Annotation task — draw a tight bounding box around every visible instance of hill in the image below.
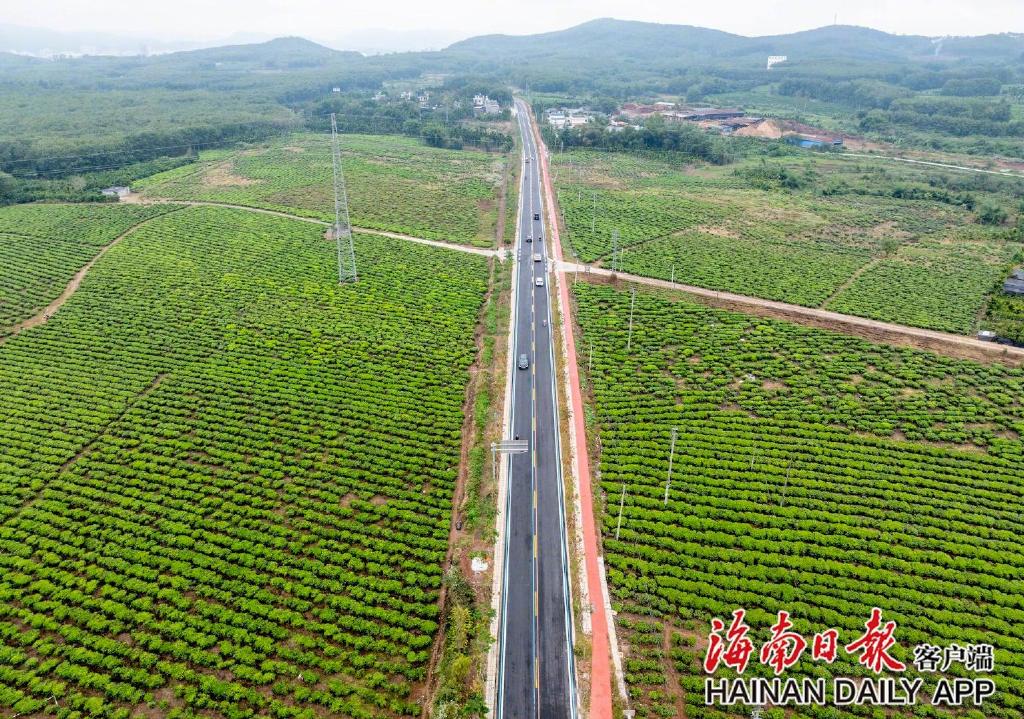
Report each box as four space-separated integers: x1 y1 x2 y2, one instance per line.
446 18 1024 68
446 18 747 63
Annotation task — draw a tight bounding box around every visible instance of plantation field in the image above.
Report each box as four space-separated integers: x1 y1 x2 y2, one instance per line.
0 203 173 334
0 205 490 718
828 236 1018 333
136 133 506 247
573 281 1024 719
987 292 1024 345
553 150 1022 333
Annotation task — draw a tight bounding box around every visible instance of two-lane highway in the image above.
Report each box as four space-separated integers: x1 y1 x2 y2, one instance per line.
496 99 577 719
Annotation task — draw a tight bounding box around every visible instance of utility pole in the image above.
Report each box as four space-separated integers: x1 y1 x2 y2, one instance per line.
611 229 620 273
663 427 677 506
588 339 594 374
780 462 791 507
627 286 636 351
329 113 357 283
671 264 675 287
615 482 627 540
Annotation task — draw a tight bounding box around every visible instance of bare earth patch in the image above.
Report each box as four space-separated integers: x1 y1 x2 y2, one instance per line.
203 166 260 188
696 225 740 239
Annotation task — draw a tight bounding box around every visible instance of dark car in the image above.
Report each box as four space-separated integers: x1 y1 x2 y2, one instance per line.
518 354 529 370
533 213 540 221
525 236 532 242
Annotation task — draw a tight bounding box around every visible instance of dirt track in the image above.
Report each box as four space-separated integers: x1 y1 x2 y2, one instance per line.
560 261 1024 367
1 209 185 345
128 197 501 257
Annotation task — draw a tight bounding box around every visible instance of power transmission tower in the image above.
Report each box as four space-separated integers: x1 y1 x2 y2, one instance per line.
330 113 358 284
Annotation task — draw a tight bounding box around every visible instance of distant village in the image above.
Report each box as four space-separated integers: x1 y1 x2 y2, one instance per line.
359 87 504 116
545 100 844 149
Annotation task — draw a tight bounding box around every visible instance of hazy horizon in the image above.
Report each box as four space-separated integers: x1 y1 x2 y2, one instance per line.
2 0 1023 55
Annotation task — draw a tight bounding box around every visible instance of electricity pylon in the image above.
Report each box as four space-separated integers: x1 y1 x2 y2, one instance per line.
330 113 358 283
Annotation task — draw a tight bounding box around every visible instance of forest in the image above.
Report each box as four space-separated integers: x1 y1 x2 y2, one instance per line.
3 19 1023 205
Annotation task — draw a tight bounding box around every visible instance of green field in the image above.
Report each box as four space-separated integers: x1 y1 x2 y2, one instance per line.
574 281 1024 719
0 206 489 718
0 203 174 334
137 133 507 247
987 291 1024 345
553 150 1023 334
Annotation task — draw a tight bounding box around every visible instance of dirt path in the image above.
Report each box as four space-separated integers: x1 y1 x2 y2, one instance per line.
841 152 1024 179
126 197 502 257
354 227 501 258
1 208 185 344
559 261 1024 366
419 256 500 713
819 255 880 309
494 158 509 249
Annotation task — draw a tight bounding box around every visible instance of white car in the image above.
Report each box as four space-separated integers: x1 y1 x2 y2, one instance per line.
533 253 542 262
535 277 544 287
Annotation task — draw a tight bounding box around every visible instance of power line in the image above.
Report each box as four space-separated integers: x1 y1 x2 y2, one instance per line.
15 145 262 178
2 124 299 167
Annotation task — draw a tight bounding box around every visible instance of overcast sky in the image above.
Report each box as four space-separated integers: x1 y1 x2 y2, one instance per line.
3 0 1022 45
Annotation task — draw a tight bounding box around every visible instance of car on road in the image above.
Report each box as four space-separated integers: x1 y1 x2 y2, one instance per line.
533 213 540 221
535 277 544 287
518 354 529 370
533 253 542 262
525 236 532 243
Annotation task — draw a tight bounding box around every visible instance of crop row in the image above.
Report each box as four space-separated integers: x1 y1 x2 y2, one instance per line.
0 204 171 333
0 206 489 718
573 282 1024 719
552 149 1020 335
828 239 1017 334
137 133 504 247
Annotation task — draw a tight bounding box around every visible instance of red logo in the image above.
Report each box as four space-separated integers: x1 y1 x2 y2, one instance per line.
760 611 807 675
844 607 906 673
705 609 755 674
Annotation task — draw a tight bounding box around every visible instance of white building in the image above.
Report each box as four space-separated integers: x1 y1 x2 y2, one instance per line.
473 94 502 114
546 108 593 129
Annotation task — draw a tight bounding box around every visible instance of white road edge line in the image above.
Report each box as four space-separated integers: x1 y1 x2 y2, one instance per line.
488 111 525 719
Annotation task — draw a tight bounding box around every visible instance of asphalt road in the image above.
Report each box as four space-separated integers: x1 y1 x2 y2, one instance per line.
496 100 576 719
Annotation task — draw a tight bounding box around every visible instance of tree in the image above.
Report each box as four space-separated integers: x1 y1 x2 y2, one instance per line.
0 171 16 203
976 203 1008 226
421 124 447 148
